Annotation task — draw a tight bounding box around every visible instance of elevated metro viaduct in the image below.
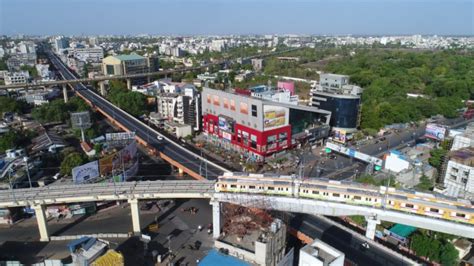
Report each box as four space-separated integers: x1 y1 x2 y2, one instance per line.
0 179 472 242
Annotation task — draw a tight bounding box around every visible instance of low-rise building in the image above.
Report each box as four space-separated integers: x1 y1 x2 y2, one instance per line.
4 71 29 85
299 239 345 266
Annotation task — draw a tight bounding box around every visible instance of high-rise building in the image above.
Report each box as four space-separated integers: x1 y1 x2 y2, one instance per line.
310 73 363 133
54 36 70 52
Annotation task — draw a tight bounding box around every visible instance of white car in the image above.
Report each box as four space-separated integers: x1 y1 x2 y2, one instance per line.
157 135 163 141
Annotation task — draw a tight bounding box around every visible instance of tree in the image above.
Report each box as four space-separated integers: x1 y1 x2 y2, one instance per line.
0 131 22 153
440 243 459 266
428 148 447 169
107 87 148 117
415 175 433 191
60 152 86 176
0 96 27 115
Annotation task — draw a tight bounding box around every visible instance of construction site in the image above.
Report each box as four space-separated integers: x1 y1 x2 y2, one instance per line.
215 197 291 266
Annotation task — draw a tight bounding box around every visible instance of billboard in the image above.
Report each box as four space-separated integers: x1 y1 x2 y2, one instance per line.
425 123 447 141
326 142 383 166
333 130 347 143
218 116 234 132
99 152 120 176
72 160 100 184
106 132 135 142
240 102 248 115
263 106 287 129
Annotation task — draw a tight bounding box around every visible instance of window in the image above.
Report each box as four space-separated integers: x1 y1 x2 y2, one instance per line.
240 102 248 114
279 132 287 141
267 135 277 144
405 203 414 208
251 104 257 117
106 65 115 75
312 191 319 194
267 186 274 190
230 100 236 111
230 184 237 188
249 185 256 189
332 193 340 197
430 208 439 213
353 196 361 200
456 213 466 218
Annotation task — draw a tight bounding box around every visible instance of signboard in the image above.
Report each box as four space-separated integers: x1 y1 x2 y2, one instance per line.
105 132 136 142
425 123 447 141
222 131 232 141
218 116 230 131
72 160 100 184
326 142 383 166
333 130 347 143
263 106 287 129
99 152 119 176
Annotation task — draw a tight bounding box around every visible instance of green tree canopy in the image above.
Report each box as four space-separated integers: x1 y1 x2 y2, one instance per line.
60 152 86 176
0 96 28 115
107 87 149 117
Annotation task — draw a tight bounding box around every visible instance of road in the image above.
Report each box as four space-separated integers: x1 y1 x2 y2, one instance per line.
309 116 474 180
0 199 214 265
48 51 229 179
292 214 413 266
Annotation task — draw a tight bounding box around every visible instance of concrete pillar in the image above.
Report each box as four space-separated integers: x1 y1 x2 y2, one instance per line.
126 79 132 90
210 200 222 239
129 198 141 235
99 81 106 96
62 84 68 103
33 204 49 242
365 216 380 240
178 168 184 176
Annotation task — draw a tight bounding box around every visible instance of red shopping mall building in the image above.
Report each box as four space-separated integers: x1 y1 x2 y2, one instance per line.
201 87 331 161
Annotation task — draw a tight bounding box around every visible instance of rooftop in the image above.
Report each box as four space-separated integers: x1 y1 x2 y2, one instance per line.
112 53 145 61
450 147 474 166
199 249 250 266
301 239 343 264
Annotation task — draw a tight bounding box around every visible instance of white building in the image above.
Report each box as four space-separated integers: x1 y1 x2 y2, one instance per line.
4 71 29 85
451 123 474 151
443 147 474 200
299 239 345 266
384 150 411 173
211 39 227 52
70 47 104 63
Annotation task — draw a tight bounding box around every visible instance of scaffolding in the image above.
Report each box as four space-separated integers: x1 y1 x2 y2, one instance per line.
222 195 274 238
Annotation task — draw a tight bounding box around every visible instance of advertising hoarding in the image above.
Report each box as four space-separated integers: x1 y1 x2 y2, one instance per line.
240 102 248 114
105 132 135 142
424 123 447 141
218 117 230 131
121 141 137 166
72 160 100 184
333 130 347 143
99 152 119 176
326 142 383 166
263 106 287 129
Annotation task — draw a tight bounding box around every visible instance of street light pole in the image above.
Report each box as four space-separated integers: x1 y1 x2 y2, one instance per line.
23 157 32 189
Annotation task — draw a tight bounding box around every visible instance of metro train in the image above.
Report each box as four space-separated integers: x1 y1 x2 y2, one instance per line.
215 173 474 225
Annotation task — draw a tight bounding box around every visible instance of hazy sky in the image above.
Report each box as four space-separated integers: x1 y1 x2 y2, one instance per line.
1 0 473 36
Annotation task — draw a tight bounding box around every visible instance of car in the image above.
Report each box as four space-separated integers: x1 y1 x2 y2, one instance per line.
53 173 61 180
157 135 163 141
361 242 370 249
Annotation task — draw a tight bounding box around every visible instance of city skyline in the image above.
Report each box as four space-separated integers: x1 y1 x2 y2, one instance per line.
1 0 473 36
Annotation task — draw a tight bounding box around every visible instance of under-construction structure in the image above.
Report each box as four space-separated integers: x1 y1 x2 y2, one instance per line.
215 196 288 266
